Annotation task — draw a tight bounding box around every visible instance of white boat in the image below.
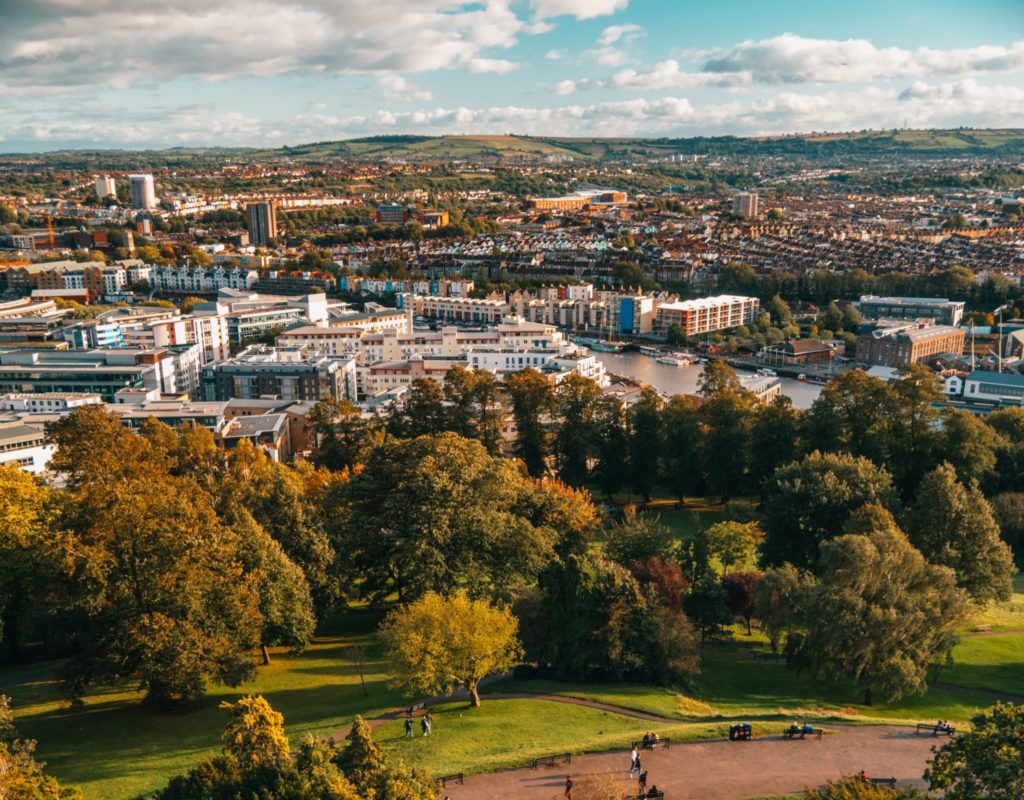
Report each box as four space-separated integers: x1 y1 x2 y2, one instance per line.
657 353 691 366
757 368 778 377
639 345 662 357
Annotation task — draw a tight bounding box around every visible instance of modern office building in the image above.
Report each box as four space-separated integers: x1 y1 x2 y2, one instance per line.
857 295 965 327
246 202 278 247
95 175 117 199
375 204 412 225
654 295 760 336
128 174 156 210
733 192 759 218
202 345 356 403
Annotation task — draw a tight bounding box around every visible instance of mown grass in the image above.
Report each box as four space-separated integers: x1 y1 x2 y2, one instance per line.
939 636 1024 697
6 627 406 800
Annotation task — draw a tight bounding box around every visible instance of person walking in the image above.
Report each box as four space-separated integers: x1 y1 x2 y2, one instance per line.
638 771 648 793
404 716 413 738
564 776 573 798
421 715 430 736
630 746 639 772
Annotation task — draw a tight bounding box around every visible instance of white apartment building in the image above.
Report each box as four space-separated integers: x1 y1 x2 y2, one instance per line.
408 294 511 325
151 266 258 294
95 175 117 199
654 295 760 336
0 417 53 474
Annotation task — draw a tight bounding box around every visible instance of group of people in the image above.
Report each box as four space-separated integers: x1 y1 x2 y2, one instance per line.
640 731 661 749
403 707 432 737
935 719 955 734
786 722 816 736
630 747 660 797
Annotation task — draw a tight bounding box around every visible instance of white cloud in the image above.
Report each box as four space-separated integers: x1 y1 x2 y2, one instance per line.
700 33 1024 84
554 80 578 96
0 0 531 94
588 47 630 67
467 58 520 75
546 49 568 61
598 23 644 46
529 0 630 20
611 60 752 90
375 75 432 102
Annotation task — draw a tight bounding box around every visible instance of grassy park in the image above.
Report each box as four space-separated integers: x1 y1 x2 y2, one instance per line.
4 581 1020 800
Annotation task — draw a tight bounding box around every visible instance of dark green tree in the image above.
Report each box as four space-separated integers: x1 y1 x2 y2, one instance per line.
627 388 664 500
505 368 555 476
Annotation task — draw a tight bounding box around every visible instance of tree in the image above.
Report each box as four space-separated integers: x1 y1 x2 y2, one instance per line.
553 374 603 486
0 695 82 800
747 399 802 493
704 521 763 572
768 294 791 326
699 390 755 498
659 395 702 502
630 557 687 611
592 395 629 499
683 576 732 647
925 702 1024 800
529 553 699 683
698 360 741 397
934 409 1001 489
788 513 966 706
754 564 807 653
47 408 262 705
904 463 1015 603
380 591 522 707
626 388 663 500
603 506 676 567
804 372 898 472
665 321 686 346
989 492 1024 561
0 467 65 661
390 378 448 438
722 571 761 635
762 452 897 568
308 398 379 472
221 696 291 771
335 717 435 800
505 368 555 476
330 433 558 603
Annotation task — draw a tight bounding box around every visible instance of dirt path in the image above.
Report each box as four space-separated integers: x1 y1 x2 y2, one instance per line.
961 629 1024 638
441 725 940 800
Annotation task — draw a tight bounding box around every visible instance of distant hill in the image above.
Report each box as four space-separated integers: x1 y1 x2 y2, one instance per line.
6 130 1024 165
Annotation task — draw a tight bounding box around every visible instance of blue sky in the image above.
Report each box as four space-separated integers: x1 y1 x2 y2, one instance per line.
1 0 1022 151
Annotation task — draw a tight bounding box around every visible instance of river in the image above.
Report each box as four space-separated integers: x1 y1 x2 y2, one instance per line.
595 351 824 409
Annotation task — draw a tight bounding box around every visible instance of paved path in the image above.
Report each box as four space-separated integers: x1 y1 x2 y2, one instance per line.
442 725 939 800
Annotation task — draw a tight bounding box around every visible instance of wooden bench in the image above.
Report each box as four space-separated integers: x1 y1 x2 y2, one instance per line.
869 777 897 788
633 737 671 750
436 773 463 787
531 752 571 769
915 723 955 736
783 728 823 740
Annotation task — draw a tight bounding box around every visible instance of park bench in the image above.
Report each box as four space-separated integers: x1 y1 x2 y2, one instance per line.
633 737 671 750
531 752 571 769
915 723 955 736
782 728 823 741
869 777 897 788
436 773 463 787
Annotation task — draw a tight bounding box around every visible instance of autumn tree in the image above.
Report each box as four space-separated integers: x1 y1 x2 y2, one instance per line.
335 717 435 800
330 433 559 602
722 571 761 635
704 520 764 572
925 702 1024 800
380 591 522 707
48 407 263 705
221 695 290 771
904 463 1015 603
698 359 741 396
309 397 381 472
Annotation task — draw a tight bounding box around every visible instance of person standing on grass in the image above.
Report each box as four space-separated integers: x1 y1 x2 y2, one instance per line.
421 715 429 736
404 716 413 738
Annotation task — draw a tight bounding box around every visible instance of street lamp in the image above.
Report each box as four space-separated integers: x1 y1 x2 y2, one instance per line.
993 304 1012 374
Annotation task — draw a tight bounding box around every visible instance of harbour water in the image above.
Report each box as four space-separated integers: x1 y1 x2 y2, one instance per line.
595 351 824 409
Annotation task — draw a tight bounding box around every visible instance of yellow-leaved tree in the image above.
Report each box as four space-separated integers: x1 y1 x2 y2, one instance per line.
380 591 522 707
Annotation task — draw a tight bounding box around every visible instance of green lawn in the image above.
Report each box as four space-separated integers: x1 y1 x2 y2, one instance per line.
940 636 1024 697
375 698 712 777
7 629 407 800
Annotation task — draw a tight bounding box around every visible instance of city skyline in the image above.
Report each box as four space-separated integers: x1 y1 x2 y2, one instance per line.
1 0 1023 151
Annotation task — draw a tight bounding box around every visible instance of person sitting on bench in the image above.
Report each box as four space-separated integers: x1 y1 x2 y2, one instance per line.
801 723 815 735
646 785 660 798
787 723 801 736
642 732 653 747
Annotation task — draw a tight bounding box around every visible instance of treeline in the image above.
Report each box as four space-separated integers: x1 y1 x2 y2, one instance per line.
716 262 1024 311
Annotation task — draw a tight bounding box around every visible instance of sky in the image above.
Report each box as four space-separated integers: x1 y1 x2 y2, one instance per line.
1 0 1023 151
